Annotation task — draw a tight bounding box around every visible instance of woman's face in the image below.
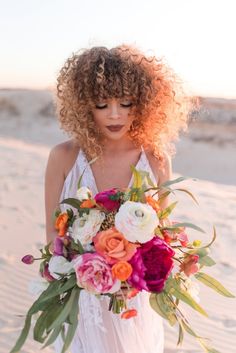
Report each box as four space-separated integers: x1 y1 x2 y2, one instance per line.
91 97 134 141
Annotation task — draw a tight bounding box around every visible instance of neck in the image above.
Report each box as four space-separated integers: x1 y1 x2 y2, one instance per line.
101 135 136 154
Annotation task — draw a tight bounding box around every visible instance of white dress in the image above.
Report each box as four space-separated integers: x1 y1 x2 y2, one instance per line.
54 148 164 353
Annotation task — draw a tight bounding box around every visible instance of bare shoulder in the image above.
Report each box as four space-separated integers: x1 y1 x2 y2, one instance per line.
47 139 80 179
145 149 172 185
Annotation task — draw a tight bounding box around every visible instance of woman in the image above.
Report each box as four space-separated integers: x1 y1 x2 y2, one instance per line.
45 44 193 352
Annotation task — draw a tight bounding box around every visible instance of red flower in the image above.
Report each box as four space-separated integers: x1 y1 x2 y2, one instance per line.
128 236 175 293
95 189 120 211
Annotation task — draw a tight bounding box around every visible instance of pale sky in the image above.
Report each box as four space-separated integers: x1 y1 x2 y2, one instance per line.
0 0 235 98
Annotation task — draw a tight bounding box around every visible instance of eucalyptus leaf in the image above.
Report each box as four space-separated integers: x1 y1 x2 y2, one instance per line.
158 201 178 220
42 325 62 349
60 198 81 209
48 288 77 331
195 272 235 298
198 255 216 267
61 288 80 353
162 222 205 234
10 314 32 353
172 284 208 317
174 188 199 205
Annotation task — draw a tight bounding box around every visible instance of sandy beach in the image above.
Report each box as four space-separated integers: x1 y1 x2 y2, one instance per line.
0 89 235 353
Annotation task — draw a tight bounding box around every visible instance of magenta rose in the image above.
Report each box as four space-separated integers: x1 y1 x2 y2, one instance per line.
128 236 175 293
73 253 120 294
95 188 120 211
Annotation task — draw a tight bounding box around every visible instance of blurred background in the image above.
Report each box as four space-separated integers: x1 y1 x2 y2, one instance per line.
0 1 235 352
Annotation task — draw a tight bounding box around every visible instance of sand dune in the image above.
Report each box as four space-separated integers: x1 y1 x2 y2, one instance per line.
0 89 236 352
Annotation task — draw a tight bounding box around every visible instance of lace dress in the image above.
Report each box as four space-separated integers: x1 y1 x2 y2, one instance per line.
54 148 164 353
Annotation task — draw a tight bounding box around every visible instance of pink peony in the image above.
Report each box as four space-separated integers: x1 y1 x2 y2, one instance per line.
74 253 120 294
95 188 120 211
128 236 175 293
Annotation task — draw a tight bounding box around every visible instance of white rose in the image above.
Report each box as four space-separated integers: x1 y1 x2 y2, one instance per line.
28 277 49 297
48 255 74 279
71 210 105 245
76 186 92 201
115 201 159 243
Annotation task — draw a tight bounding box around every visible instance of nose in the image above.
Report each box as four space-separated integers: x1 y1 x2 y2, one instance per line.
109 102 121 119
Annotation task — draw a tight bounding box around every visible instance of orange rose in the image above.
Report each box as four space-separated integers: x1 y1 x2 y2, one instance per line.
80 199 95 208
54 212 68 237
112 261 133 281
93 227 138 265
121 309 138 319
146 196 161 213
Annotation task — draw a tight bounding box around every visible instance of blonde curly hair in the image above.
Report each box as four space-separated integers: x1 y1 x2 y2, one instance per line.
56 44 196 160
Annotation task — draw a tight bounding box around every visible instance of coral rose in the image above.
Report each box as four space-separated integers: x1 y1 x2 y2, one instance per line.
112 261 133 281
55 213 68 236
93 227 138 265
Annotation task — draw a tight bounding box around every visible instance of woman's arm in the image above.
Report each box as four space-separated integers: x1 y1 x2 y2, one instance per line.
44 144 66 245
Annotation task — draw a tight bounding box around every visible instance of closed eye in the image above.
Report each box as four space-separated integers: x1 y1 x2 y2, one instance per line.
95 104 107 109
120 102 133 108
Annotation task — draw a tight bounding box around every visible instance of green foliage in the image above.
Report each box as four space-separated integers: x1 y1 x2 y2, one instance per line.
195 272 235 298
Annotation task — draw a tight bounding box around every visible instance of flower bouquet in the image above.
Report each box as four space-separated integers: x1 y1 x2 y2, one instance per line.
11 168 234 353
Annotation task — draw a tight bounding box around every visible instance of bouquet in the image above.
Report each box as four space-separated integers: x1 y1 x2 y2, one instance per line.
11 167 234 353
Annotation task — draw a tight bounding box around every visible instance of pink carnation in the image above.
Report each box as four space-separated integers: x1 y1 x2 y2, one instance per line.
74 253 120 294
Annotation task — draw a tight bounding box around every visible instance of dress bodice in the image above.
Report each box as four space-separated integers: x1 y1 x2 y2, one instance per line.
59 147 158 209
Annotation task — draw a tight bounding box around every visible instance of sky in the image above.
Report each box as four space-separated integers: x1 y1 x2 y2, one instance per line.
0 0 235 98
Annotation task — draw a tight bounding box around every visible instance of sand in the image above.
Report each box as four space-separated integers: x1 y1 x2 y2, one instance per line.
0 89 235 352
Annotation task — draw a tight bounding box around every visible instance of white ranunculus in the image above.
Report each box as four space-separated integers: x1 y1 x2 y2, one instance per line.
76 186 92 201
71 210 105 245
28 277 49 297
48 255 74 279
115 201 159 243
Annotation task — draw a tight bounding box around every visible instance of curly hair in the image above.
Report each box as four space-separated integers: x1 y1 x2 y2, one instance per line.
56 44 196 161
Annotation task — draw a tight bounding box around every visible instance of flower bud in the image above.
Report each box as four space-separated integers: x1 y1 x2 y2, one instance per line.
21 254 34 265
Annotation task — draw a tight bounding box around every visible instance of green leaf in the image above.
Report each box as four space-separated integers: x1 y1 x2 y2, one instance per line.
172 284 208 317
149 292 176 326
195 272 235 298
42 325 62 349
160 176 190 189
61 288 80 353
77 156 98 189
130 165 143 189
162 222 205 233
10 314 32 353
33 310 50 343
60 198 81 209
48 287 78 331
177 320 184 346
198 255 216 267
158 201 178 220
174 188 199 205
181 320 221 353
